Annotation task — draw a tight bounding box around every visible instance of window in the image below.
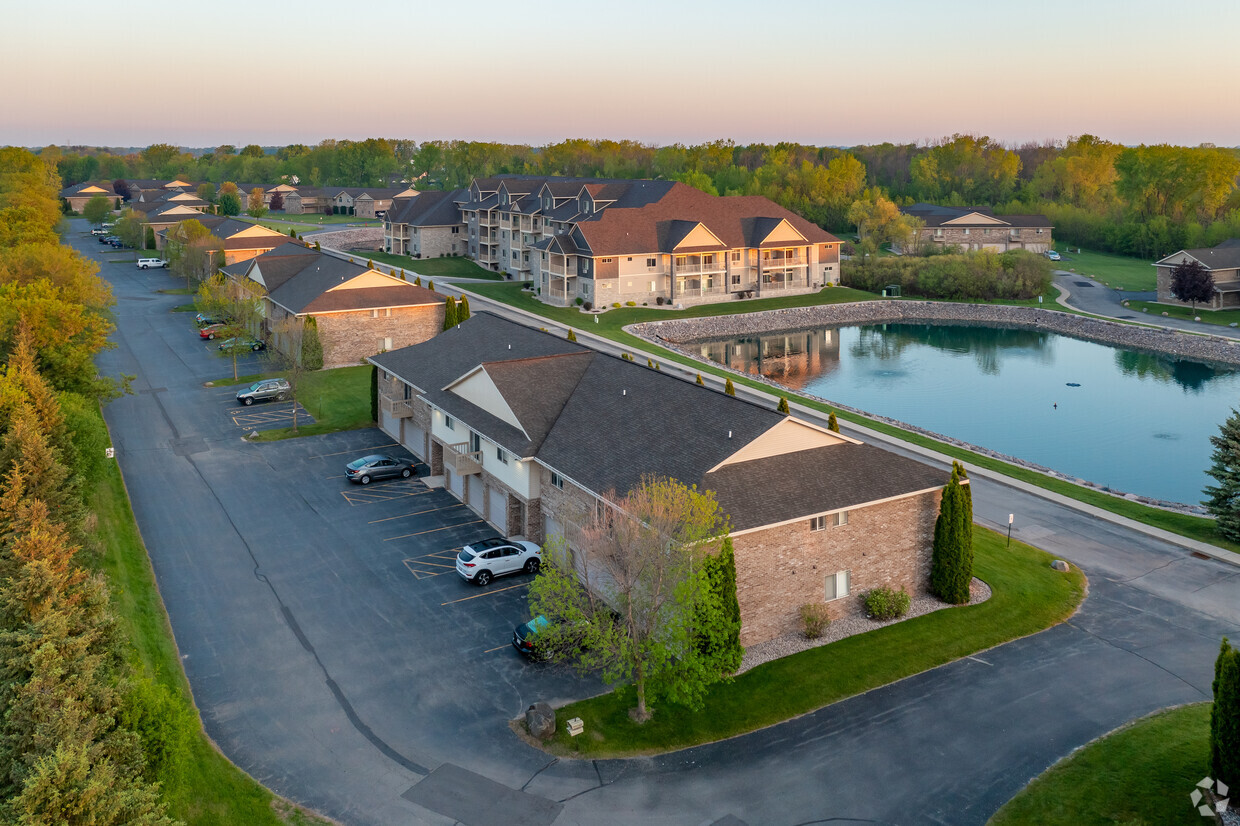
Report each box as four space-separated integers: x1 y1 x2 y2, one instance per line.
934 228 943 237
382 337 392 351
832 510 849 527
963 228 970 235
732 274 741 285
732 251 741 262
627 256 633 262
647 257 657 268
811 515 826 531
451 226 460 234
550 471 564 489
601 257 613 264
469 431 481 452
385 308 392 317
496 446 508 464
812 511 848 531
825 570 851 601
983 228 990 235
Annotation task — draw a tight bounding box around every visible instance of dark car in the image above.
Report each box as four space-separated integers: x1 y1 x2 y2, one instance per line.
512 615 550 658
195 312 226 327
235 378 290 406
344 454 415 485
217 336 265 352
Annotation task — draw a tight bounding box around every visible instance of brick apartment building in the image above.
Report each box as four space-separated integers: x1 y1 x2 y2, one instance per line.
370 313 947 646
899 203 1053 253
1154 240 1240 309
383 175 844 308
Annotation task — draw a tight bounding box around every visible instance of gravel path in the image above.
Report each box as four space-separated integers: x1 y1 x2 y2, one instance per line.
737 578 993 675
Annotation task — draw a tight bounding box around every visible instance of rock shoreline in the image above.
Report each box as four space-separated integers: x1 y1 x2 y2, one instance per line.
626 301 1222 515
629 299 1240 367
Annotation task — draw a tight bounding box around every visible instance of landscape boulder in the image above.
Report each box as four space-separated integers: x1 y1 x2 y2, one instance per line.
1051 560 1070 572
526 702 556 740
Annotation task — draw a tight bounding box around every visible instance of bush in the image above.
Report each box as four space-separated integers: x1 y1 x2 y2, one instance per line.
864 586 911 620
626 300 636 306
656 296 665 305
612 302 621 308
841 250 1051 301
583 300 593 311
575 297 584 306
800 603 831 639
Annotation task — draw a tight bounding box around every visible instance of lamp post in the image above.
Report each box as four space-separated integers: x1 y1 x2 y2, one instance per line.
1007 513 1014 548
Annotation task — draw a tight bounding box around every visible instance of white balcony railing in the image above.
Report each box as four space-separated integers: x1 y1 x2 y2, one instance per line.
673 262 726 275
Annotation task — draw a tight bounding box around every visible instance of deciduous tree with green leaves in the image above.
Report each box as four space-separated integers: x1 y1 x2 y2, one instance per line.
194 274 264 379
165 219 223 290
82 194 111 225
246 187 268 219
528 476 738 721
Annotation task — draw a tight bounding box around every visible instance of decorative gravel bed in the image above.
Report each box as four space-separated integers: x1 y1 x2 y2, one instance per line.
736 577 993 675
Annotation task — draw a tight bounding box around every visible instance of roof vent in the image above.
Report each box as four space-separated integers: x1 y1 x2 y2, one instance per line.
728 430 732 438
623 389 627 396
508 344 511 349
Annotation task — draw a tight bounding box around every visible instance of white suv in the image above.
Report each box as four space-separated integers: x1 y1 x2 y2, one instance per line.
137 258 168 269
456 538 541 586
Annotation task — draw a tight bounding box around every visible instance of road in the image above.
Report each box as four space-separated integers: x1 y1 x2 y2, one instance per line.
83 227 1240 825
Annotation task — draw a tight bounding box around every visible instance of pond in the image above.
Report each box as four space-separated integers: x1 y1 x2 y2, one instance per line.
695 323 1240 506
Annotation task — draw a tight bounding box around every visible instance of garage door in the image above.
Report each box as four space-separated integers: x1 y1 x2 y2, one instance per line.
543 514 562 547
489 487 508 534
379 407 398 440
403 424 426 461
446 468 464 498
466 475 484 515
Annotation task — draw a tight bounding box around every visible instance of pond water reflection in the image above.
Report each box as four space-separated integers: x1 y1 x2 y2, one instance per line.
696 323 1240 504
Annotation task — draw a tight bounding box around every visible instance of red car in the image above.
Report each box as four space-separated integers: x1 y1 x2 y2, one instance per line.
199 323 227 340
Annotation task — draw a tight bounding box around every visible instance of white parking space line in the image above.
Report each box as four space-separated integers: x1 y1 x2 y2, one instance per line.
309 444 399 461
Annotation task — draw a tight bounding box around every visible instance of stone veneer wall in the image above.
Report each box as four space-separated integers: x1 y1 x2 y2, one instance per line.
733 489 940 646
631 300 1240 367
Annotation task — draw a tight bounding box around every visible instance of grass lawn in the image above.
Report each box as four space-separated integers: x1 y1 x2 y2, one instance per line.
157 287 194 295
989 703 1211 826
1128 300 1240 328
464 282 1240 558
540 527 1086 758
248 364 374 441
1054 246 1156 292
92 429 325 824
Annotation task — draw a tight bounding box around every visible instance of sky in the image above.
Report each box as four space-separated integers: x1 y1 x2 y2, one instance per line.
3 0 1238 149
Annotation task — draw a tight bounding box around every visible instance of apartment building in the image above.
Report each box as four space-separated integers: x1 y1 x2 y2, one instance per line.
370 313 947 646
899 203 1053 253
383 175 843 308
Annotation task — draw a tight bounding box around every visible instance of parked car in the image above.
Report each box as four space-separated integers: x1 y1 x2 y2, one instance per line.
97 234 113 244
199 323 227 340
195 313 225 327
100 221 115 228
456 538 541 586
105 236 123 247
136 258 167 269
1045 250 1062 261
235 378 290 406
217 336 265 352
512 615 550 658
90 227 108 236
343 454 415 485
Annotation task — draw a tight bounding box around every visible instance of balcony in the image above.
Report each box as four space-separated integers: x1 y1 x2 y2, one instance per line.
673 261 726 276
380 396 415 418
760 257 807 272
446 442 482 475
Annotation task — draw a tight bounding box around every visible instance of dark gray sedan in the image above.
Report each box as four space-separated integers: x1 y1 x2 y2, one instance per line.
344 454 416 484
236 378 290 406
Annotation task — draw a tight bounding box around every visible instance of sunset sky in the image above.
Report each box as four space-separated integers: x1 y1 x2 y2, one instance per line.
4 0 1238 149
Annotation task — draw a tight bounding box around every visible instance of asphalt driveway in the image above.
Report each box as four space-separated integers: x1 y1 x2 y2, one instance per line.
74 221 1240 825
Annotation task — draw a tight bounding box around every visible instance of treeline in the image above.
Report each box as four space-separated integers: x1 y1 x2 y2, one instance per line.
841 250 1053 301
0 148 184 823
43 134 1240 259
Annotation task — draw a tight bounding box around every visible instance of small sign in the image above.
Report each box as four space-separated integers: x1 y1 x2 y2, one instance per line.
566 717 584 737
105 447 115 459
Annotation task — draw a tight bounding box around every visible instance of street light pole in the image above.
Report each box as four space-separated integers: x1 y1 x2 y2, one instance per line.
1007 513 1014 548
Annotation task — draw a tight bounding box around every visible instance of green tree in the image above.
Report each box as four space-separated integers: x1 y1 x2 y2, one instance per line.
724 378 735 396
777 397 789 414
194 275 263 379
442 295 459 330
1204 409 1240 541
457 294 470 322
245 187 267 219
164 219 223 290
81 195 111 226
696 373 704 386
827 411 839 432
112 208 146 252
300 316 323 371
195 183 216 204
1211 637 1240 790
696 536 742 675
528 476 735 721
369 364 378 422
566 328 577 342
216 192 241 216
930 466 973 604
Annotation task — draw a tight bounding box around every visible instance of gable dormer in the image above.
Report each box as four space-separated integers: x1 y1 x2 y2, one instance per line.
579 192 592 216
942 212 1009 226
442 366 528 437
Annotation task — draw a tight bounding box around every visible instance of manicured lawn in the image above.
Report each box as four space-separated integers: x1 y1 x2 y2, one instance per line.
989 703 1211 826
1054 246 1156 292
1128 300 1240 328
464 282 1240 559
246 213 379 228
92 425 325 824
249 364 373 441
157 287 194 295
540 527 1086 758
